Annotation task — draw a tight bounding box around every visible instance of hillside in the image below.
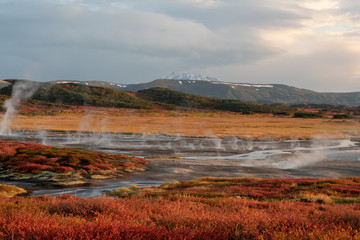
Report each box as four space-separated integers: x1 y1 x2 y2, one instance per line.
0 81 293 114
0 82 152 109
137 87 292 114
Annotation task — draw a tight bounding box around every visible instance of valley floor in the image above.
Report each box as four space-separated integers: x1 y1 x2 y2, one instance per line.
6 110 360 140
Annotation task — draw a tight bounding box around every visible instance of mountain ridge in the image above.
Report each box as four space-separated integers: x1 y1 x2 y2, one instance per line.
122 79 360 106
4 78 360 106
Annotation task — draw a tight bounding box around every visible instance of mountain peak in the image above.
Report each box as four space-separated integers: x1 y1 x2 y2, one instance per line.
163 72 221 82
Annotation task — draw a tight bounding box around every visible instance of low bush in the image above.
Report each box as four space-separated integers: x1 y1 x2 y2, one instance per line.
293 112 323 118
333 114 352 119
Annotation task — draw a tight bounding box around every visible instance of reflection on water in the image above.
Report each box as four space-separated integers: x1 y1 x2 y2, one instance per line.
30 179 164 197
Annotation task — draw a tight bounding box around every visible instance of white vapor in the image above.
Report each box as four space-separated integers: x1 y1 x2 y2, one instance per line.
0 81 40 135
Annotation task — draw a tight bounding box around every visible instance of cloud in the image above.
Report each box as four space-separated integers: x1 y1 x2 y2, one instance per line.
0 0 359 91
203 43 360 92
0 0 278 80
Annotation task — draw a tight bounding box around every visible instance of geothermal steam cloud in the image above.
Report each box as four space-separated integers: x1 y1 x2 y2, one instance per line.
0 80 40 135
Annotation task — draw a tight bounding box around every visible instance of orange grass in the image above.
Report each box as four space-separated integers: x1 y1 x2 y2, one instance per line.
0 184 26 197
5 109 360 140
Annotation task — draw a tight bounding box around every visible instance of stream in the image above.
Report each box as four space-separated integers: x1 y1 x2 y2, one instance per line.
1 131 359 197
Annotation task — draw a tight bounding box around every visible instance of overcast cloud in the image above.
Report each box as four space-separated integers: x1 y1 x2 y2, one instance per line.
0 0 359 92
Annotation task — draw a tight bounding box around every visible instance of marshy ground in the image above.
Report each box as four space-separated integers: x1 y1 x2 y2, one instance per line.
8 110 360 139
1 110 360 239
0 130 359 197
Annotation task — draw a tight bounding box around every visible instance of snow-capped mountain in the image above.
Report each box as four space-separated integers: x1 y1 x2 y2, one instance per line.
163 72 221 82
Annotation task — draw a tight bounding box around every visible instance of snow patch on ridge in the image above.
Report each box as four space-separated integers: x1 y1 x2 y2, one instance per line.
212 82 274 88
164 72 221 81
53 80 128 88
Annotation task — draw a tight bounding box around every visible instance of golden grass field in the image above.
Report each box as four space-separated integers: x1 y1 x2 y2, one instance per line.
6 109 360 140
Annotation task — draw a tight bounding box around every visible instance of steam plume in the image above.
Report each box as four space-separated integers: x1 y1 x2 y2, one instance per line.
0 80 40 135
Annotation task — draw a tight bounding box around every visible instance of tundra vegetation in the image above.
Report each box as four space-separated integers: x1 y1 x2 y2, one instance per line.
1 177 360 239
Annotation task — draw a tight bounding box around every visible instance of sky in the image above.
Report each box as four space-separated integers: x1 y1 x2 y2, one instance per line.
1 0 360 92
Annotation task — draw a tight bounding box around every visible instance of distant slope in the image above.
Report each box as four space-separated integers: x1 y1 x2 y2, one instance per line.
0 82 152 109
34 83 153 109
123 79 360 106
137 87 292 114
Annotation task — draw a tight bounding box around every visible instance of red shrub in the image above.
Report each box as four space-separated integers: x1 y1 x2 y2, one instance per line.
82 165 101 174
94 163 114 170
51 166 74 174
228 184 288 199
331 185 360 195
17 163 51 173
121 162 134 168
75 169 87 175
82 165 100 170
1 194 360 239
0 145 16 157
